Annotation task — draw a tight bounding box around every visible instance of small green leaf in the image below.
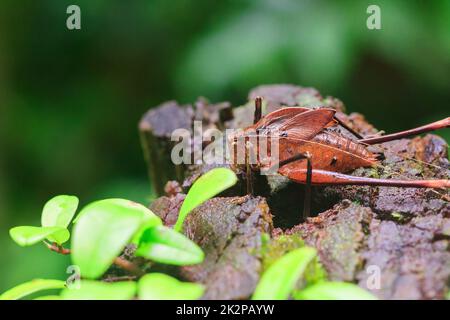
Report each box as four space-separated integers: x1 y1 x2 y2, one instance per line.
9 226 69 247
0 279 65 300
174 168 238 232
47 227 71 245
41 195 79 228
294 282 378 300
71 199 160 279
61 280 136 300
252 247 317 300
135 225 204 266
138 273 204 300
131 208 164 245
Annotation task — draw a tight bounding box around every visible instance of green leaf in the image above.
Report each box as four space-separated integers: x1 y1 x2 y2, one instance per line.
131 208 164 245
135 225 204 266
294 282 378 300
252 247 317 300
34 295 61 300
174 168 237 232
138 273 204 300
61 280 136 300
41 195 78 244
71 199 160 279
0 279 65 300
9 226 69 247
46 227 71 245
41 195 79 228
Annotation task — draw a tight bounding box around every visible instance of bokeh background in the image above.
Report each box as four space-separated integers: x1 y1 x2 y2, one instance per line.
0 0 449 291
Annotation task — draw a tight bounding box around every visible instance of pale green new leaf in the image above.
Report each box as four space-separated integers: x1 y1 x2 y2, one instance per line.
135 225 204 266
294 282 378 300
61 280 136 300
138 273 204 300
0 279 65 300
174 168 237 232
9 226 69 247
41 195 79 228
252 247 317 300
71 199 159 279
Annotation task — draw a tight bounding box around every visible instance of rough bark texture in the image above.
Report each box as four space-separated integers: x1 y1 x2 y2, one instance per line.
139 98 232 195
139 101 193 195
181 196 272 300
141 84 449 300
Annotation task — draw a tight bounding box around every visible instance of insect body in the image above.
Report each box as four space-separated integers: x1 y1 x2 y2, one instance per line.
229 99 449 218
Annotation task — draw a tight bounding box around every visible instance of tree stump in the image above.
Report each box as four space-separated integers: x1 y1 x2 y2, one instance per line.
140 84 450 299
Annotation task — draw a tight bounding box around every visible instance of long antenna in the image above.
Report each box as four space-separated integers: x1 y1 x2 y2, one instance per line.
359 117 450 145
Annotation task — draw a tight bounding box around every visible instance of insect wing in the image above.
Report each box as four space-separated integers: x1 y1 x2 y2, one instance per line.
255 107 310 132
279 108 336 140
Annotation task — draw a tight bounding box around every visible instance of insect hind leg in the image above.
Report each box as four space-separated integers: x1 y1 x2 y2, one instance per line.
303 152 312 221
279 167 450 189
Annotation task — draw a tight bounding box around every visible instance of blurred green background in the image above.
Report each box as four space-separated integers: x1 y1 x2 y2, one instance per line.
0 0 449 291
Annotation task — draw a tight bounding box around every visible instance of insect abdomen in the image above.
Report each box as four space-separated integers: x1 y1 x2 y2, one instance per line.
313 132 371 159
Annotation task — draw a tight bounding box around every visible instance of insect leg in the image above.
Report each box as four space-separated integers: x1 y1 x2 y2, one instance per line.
275 153 309 169
280 168 450 189
359 117 450 145
303 152 312 221
245 140 254 195
269 152 313 221
253 97 263 124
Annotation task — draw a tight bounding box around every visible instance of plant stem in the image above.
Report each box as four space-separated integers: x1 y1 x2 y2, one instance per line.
44 242 144 277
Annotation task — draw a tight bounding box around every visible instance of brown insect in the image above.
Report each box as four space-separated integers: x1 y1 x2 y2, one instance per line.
230 97 450 219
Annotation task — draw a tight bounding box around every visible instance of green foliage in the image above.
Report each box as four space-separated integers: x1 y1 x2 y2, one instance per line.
135 225 204 266
61 280 137 300
41 195 79 243
9 226 69 247
41 195 79 229
138 273 204 300
174 168 238 232
60 274 203 300
71 199 159 279
6 194 206 300
254 242 377 300
0 279 65 300
34 295 61 300
294 282 377 300
2 186 225 299
9 195 79 246
131 211 164 245
252 247 317 300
